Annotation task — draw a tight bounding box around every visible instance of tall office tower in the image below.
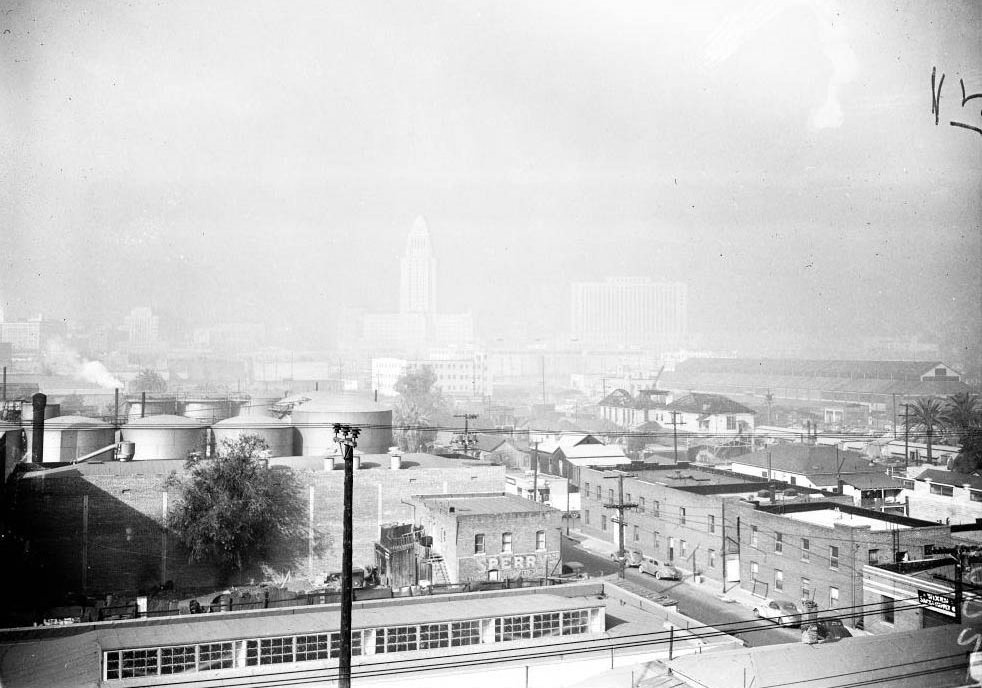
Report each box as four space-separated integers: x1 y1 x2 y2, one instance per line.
123 306 160 349
571 277 687 350
399 216 437 314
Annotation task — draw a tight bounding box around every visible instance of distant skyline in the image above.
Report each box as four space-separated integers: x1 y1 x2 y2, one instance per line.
1 1 979 362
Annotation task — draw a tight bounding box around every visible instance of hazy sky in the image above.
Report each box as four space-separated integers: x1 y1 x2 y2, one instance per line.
1 1 980 353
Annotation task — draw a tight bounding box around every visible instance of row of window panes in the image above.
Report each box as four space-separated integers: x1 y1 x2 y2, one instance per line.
105 611 593 680
474 531 545 554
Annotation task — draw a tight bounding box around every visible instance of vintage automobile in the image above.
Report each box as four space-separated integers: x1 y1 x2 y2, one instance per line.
638 555 683 580
609 549 644 567
753 598 803 626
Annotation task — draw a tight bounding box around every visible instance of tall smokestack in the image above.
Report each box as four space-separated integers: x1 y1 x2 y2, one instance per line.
31 392 46 464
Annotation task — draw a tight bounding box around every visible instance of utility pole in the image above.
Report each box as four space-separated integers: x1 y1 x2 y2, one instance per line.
531 440 540 502
453 413 478 456
670 411 680 465
902 403 910 472
768 450 774 505
720 501 727 593
603 471 638 578
334 424 360 688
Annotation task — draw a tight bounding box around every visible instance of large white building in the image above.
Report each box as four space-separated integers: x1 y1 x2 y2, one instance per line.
570 277 686 350
373 351 492 398
399 216 438 314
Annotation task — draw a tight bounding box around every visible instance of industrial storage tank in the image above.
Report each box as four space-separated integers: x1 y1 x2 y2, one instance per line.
238 395 282 417
41 416 116 464
289 393 392 455
126 395 178 420
211 414 295 457
122 415 208 461
0 420 25 479
181 397 235 423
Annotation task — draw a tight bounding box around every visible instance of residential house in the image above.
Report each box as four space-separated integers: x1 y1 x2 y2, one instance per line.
902 469 982 524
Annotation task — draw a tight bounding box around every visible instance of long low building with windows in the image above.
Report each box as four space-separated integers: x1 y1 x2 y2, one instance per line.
0 581 740 688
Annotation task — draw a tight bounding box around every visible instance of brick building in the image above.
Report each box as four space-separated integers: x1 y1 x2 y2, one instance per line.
6 453 505 597
411 493 562 584
576 463 975 625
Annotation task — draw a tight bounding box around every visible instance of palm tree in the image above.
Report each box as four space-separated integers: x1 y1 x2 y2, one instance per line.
943 392 980 443
907 397 945 465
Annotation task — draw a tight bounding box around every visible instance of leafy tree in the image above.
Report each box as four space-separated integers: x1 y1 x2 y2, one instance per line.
906 397 945 465
130 368 167 393
393 365 448 452
943 393 980 443
165 435 307 583
952 426 982 474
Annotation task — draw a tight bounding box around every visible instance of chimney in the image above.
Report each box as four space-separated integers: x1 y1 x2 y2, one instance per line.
31 392 46 464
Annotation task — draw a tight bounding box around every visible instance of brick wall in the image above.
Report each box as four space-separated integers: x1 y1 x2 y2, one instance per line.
9 462 505 597
453 511 562 583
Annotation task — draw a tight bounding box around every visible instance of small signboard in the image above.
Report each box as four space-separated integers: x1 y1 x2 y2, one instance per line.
918 589 956 617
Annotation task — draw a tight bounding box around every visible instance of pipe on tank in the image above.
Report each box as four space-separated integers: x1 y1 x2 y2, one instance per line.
31 392 46 464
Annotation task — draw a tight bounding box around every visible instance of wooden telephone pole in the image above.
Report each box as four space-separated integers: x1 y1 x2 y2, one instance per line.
334 424 360 688
603 471 638 577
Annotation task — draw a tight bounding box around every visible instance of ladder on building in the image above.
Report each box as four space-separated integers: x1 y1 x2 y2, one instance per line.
424 554 451 585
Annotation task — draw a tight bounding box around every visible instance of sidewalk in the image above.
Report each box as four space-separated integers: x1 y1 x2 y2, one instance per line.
568 529 770 616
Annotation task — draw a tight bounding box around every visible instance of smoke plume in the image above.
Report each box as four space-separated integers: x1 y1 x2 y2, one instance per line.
45 340 124 389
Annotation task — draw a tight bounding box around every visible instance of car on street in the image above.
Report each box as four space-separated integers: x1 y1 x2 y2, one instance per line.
753 598 803 626
802 618 851 643
638 555 683 580
610 549 644 567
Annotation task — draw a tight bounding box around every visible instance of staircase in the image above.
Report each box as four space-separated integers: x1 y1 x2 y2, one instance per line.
388 531 419 553
423 554 451 585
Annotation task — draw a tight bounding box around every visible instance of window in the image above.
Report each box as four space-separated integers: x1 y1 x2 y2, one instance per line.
595 486 601 500
532 612 561 638
790 476 797 486
653 500 660 517
774 569 784 592
495 615 532 642
801 578 811 600
626 492 632 504
751 561 759 581
608 488 615 503
601 515 607 531
639 496 646 512
199 643 234 671
750 526 759 548
380 625 418 653
474 534 485 554
536 530 546 550
419 623 450 649
502 532 513 553
296 634 330 661
830 545 839 570
708 514 715 533
881 595 895 623
451 620 482 646
584 481 590 495
584 510 590 525
257 637 294 665
562 609 591 635
726 415 736 430
829 586 839 608
868 548 880 565
930 483 954 497
160 646 196 675
653 531 660 551
633 525 640 542
775 532 783 554
680 539 688 557
801 538 810 562
708 549 716 568
679 507 686 526
900 479 915 490
972 491 982 503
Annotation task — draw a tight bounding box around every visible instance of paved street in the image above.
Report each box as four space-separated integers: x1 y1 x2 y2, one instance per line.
561 535 801 647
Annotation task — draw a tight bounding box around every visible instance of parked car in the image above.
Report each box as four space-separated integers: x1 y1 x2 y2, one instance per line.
753 598 802 626
803 618 851 643
638 555 683 580
610 549 644 567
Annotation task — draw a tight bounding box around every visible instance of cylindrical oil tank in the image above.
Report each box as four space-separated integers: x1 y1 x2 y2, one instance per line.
238 395 283 417
289 393 392 455
41 416 116 464
0 420 25 479
211 414 295 457
182 397 235 424
126 396 178 420
122 414 208 461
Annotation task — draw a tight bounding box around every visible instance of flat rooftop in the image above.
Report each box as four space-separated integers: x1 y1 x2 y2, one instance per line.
782 508 912 531
415 492 556 516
